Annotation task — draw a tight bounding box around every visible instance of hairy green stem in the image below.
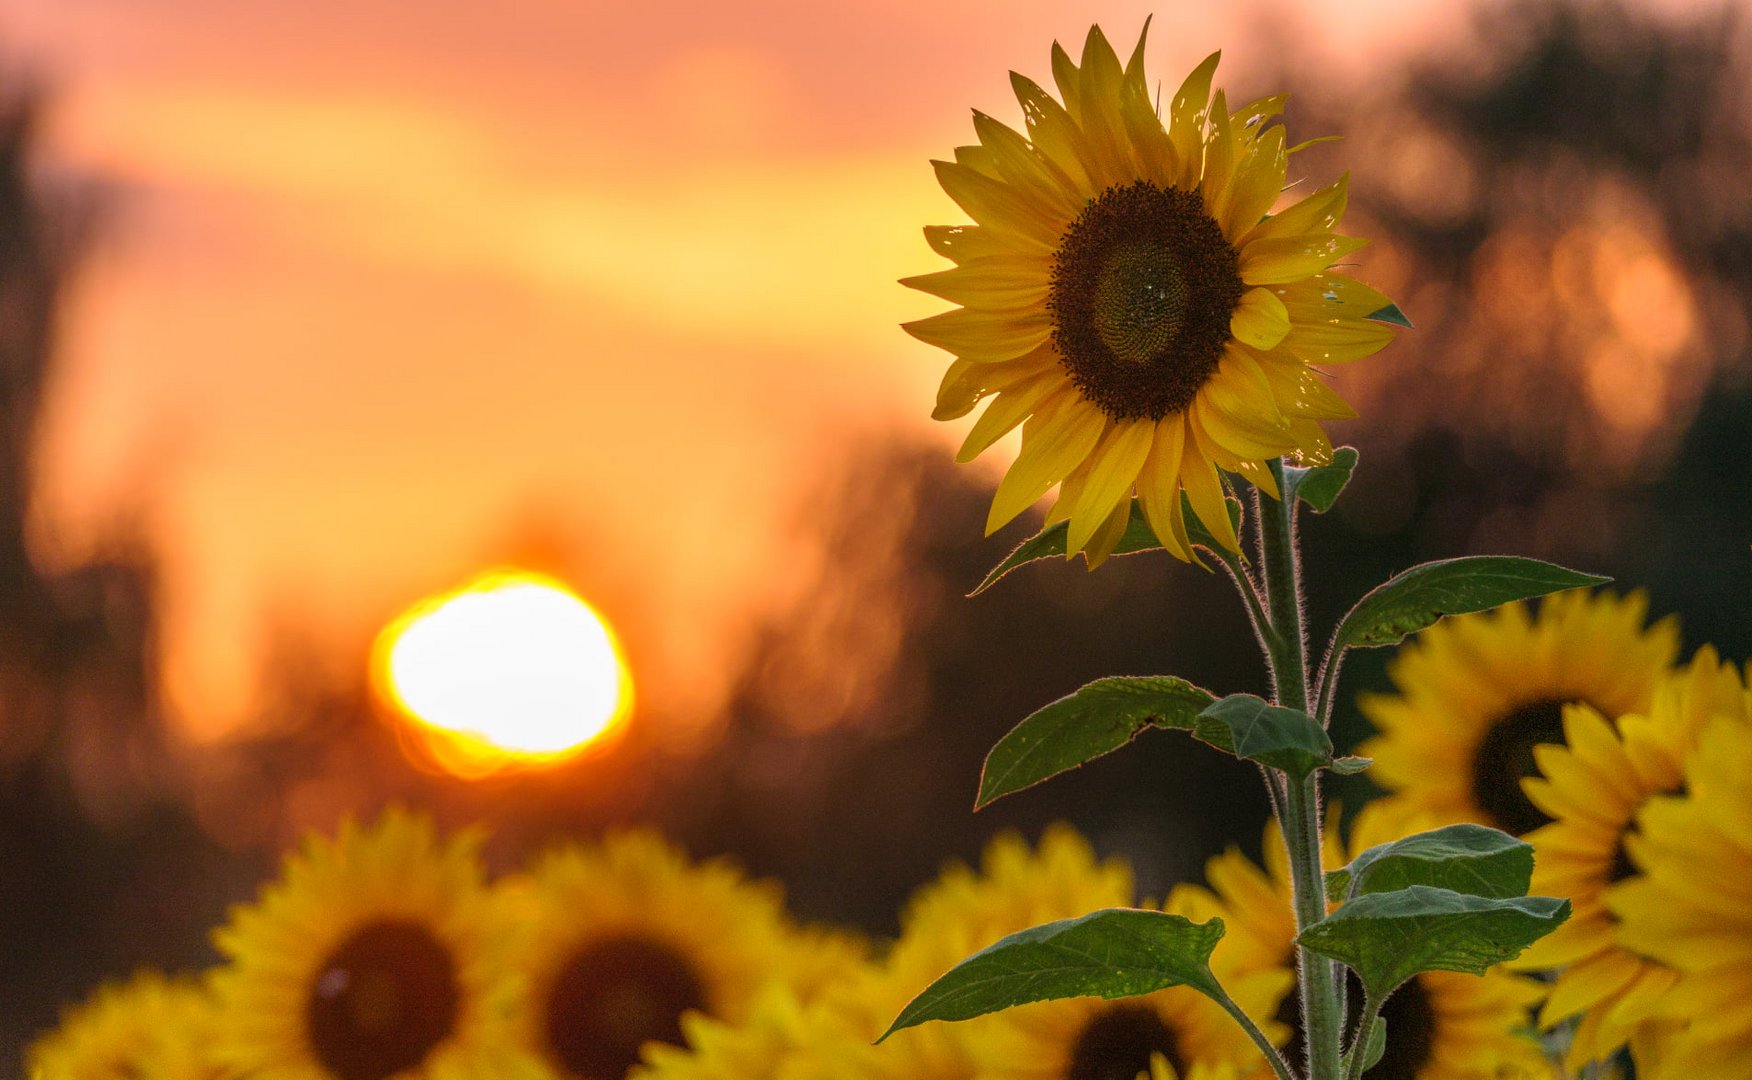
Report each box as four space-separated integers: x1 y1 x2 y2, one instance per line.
1259 458 1341 1080
1342 995 1382 1080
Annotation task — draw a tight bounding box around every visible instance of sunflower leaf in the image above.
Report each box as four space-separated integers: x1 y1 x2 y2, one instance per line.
1296 886 1570 1000
1331 557 1610 651
1325 825 1534 907
969 497 1242 596
1193 694 1332 777
977 676 1215 808
1365 302 1414 328
878 908 1225 1041
1281 446 1358 514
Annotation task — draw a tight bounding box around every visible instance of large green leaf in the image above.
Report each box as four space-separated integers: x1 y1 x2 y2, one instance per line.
1193 694 1332 777
969 497 1241 596
1297 886 1569 999
977 677 1215 808
1331 558 1610 651
1324 824 1534 906
1282 447 1358 514
880 909 1225 1040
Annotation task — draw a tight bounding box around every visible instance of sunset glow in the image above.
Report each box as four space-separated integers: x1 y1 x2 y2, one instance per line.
372 570 633 775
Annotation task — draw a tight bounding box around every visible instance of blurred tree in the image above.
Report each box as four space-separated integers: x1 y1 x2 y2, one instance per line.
0 87 242 1065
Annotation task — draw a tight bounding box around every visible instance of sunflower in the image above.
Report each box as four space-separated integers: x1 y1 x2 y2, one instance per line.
26 969 225 1080
903 24 1399 565
498 831 823 1080
784 826 1136 1080
628 985 816 1080
1605 671 1752 1079
1358 590 1679 837
1510 648 1747 1071
210 807 535 1080
1172 802 1547 1080
935 833 1289 1080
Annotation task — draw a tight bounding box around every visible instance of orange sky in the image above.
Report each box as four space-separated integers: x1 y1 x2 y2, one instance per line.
0 0 1468 739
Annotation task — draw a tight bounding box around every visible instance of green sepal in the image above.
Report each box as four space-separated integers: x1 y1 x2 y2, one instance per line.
1327 755 1373 776
1365 302 1413 328
976 676 1215 809
1193 694 1333 777
1281 446 1358 514
1331 557 1610 651
970 497 1242 596
1296 886 1570 1000
1324 824 1535 907
879 909 1225 1041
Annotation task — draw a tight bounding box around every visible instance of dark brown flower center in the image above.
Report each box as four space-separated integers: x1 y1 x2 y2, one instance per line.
1048 181 1244 421
1470 698 1594 836
1064 1002 1187 1080
544 934 708 1080
306 919 460 1080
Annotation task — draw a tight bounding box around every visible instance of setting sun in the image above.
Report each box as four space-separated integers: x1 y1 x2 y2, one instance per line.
371 569 633 775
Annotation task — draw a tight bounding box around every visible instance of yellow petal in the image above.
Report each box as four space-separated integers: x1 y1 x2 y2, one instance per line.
1137 416 1195 563
1255 354 1357 419
1181 427 1240 553
1230 286 1292 350
986 398 1105 533
1239 233 1370 285
1081 497 1133 569
1169 52 1221 190
900 254 1053 311
1008 72 1094 191
923 224 1008 264
1067 419 1154 554
1245 174 1348 245
901 306 1050 362
1222 123 1287 243
972 111 1082 207
1201 89 1236 220
931 160 1061 249
1279 318 1398 364
956 374 1063 460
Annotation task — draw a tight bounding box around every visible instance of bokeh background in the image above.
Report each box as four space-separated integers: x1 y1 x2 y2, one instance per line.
1 0 1749 1063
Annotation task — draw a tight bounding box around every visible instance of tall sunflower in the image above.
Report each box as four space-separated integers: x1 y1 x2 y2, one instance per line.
1513 648 1748 1072
1174 802 1548 1080
210 808 535 1080
1358 590 1679 837
26 970 225 1080
904 24 1400 565
497 831 824 1080
1607 673 1752 1079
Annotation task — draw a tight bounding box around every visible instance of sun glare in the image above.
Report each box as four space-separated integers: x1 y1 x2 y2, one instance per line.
372 570 633 776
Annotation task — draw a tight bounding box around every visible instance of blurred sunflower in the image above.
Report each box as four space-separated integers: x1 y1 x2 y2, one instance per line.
1358 590 1679 837
1608 682 1752 1078
930 832 1288 1080
1174 802 1546 1080
904 24 1400 565
26 970 224 1080
1514 649 1747 1072
629 985 815 1080
211 808 534 1080
498 831 822 1080
788 826 1134 1080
